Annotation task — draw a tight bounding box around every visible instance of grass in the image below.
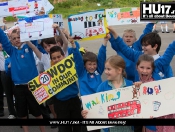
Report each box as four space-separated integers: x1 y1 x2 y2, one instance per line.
5 0 173 22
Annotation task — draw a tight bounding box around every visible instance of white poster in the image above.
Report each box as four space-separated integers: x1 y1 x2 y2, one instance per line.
0 0 53 17
81 77 175 131
49 14 64 28
106 7 145 26
68 9 108 41
18 15 54 42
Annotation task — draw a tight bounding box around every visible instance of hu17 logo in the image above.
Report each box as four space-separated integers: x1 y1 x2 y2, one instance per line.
140 2 175 20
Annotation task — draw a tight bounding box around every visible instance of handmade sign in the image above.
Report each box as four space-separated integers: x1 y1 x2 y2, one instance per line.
81 77 175 131
49 14 64 28
28 54 78 104
0 0 53 17
106 7 146 26
18 15 54 42
68 9 108 41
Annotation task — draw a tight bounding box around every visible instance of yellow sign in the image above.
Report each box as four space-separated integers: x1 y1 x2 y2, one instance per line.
28 54 78 104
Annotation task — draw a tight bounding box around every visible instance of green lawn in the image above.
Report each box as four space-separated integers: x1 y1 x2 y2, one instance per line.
5 0 172 22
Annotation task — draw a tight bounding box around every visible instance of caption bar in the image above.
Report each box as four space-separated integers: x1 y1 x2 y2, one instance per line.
0 119 175 126
140 2 175 20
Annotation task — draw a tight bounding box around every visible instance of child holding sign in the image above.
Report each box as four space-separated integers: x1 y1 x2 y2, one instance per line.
135 54 175 132
69 34 108 97
0 28 45 132
49 46 82 132
81 55 133 132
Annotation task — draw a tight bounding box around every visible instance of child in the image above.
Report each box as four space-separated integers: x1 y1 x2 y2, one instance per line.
0 28 45 132
109 23 154 81
136 54 175 132
49 46 82 132
82 55 133 132
70 34 108 96
108 27 174 82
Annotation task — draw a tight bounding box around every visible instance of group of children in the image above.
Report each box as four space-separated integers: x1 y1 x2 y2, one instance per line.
0 17 175 132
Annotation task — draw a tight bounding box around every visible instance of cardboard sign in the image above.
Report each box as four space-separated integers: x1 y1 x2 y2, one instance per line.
106 7 146 26
81 77 175 131
28 54 78 104
49 14 64 28
18 15 54 42
68 9 108 41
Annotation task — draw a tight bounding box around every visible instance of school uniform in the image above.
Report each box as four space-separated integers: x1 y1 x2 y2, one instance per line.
0 28 41 118
97 78 133 132
111 36 175 82
109 23 154 82
72 44 106 96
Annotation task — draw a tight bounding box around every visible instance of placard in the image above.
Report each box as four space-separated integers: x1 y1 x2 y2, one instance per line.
106 7 145 26
18 15 54 42
28 54 78 104
68 9 108 41
81 77 175 131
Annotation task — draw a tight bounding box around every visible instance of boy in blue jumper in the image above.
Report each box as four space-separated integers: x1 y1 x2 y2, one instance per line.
108 27 174 82
109 23 154 81
49 46 82 132
0 28 45 132
70 35 108 96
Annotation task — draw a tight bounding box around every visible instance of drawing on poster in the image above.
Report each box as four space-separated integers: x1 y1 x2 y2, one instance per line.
142 85 161 95
106 7 145 26
18 15 53 42
0 0 54 17
132 86 140 99
68 10 108 41
164 91 174 100
153 101 161 111
107 100 141 118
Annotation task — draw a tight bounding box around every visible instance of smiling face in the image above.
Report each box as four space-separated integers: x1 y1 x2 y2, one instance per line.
137 61 153 82
123 31 136 46
142 43 158 55
85 61 97 73
51 51 65 65
104 62 122 81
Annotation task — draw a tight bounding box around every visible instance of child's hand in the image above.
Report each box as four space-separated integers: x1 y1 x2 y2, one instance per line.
81 110 88 119
133 81 142 88
104 33 111 41
52 24 60 30
62 28 70 37
69 37 76 48
103 33 110 46
107 26 118 39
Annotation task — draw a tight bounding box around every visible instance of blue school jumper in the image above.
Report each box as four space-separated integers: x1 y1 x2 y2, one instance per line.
96 78 133 92
0 29 38 84
112 36 175 82
109 23 154 81
72 45 106 96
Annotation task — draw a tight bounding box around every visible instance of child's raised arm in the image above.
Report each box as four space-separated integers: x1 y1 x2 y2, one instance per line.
70 38 84 77
107 26 142 62
0 29 13 55
25 41 42 60
96 34 109 75
52 24 68 55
